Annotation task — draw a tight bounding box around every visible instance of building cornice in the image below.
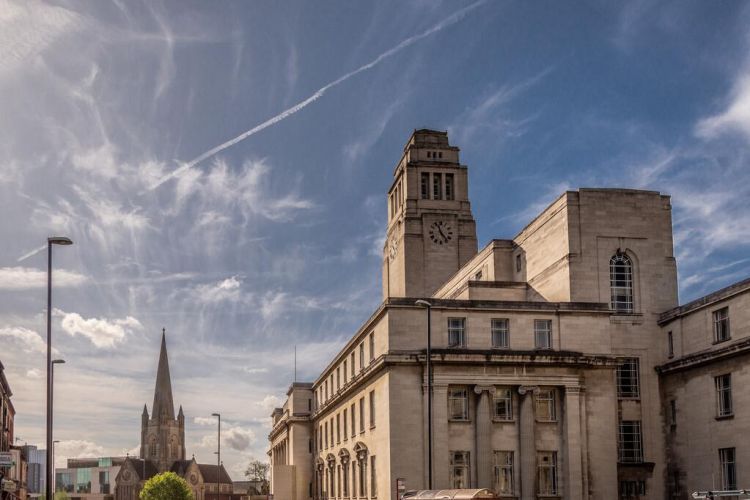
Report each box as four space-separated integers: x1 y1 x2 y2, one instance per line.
659 275 750 325
656 337 750 375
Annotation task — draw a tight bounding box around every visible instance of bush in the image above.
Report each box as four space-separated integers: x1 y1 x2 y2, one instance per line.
139 472 194 500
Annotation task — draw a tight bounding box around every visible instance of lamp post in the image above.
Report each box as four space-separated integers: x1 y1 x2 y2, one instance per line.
211 413 221 500
415 299 433 490
46 236 73 500
50 360 64 497
52 439 60 495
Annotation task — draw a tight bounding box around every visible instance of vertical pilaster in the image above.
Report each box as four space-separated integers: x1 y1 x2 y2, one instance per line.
518 386 538 500
432 385 450 489
564 386 584 500
474 385 495 489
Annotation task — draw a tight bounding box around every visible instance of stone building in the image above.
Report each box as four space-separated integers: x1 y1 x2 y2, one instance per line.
268 129 748 499
114 330 239 500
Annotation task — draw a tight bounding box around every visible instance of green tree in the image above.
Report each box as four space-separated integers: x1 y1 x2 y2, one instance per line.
245 459 270 494
139 472 194 500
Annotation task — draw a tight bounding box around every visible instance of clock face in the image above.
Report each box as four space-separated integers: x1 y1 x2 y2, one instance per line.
123 471 131 481
190 473 198 485
429 221 453 245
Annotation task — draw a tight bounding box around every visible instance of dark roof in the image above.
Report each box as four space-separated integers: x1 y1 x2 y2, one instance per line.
129 458 159 481
170 459 193 476
197 463 232 484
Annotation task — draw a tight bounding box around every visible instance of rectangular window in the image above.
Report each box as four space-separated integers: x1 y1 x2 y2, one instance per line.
336 367 340 391
617 358 640 399
370 455 377 497
359 397 365 433
369 333 375 363
369 390 376 428
667 331 674 358
715 374 733 417
619 480 646 498
534 320 552 349
445 173 454 200
351 352 355 377
324 421 328 450
493 388 513 421
343 360 348 383
618 421 643 463
493 451 513 495
448 317 466 348
319 425 323 450
449 387 469 421
336 413 340 443
713 307 730 342
450 451 470 489
421 173 429 199
343 408 348 440
433 173 442 200
359 343 365 371
325 380 328 401
491 319 509 349
535 389 556 421
330 418 334 448
351 404 356 438
537 452 558 496
719 448 737 490
516 254 522 272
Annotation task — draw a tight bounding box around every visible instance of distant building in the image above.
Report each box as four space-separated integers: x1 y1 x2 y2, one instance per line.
1 360 27 500
113 330 244 500
55 456 123 498
22 444 45 495
268 129 750 500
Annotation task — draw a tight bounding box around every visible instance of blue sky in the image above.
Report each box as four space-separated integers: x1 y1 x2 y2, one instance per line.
1 0 749 479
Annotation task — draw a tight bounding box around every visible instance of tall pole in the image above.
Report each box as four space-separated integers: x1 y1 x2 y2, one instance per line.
50 359 64 497
45 236 72 500
415 300 433 490
52 440 60 495
212 413 221 500
46 242 52 500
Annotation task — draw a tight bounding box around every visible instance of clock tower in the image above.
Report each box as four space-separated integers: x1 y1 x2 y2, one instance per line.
383 129 478 299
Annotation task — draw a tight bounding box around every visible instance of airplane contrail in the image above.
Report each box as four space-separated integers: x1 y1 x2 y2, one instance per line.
17 244 48 263
146 0 487 192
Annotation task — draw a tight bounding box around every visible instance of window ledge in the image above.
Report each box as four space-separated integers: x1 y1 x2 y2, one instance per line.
492 418 515 423
618 396 641 401
370 425 376 430
448 418 472 424
715 414 734 421
535 419 558 424
712 338 732 345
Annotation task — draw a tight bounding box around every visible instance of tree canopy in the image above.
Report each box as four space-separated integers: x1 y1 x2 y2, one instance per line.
139 471 194 500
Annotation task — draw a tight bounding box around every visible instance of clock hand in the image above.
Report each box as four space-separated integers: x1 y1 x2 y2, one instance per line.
437 225 447 240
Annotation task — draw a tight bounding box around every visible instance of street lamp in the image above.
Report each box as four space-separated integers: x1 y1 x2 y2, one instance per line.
415 299 433 490
52 439 60 494
46 236 73 500
211 413 221 500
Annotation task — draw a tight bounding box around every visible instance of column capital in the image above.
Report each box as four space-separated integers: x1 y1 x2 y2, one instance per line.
474 385 496 395
517 385 539 396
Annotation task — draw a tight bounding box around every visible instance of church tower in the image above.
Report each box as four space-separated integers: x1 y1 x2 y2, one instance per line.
140 329 186 471
383 129 478 298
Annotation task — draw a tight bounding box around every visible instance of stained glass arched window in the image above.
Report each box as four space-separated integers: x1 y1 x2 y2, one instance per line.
610 252 634 313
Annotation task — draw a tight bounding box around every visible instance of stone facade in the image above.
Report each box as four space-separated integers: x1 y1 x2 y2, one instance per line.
268 129 747 500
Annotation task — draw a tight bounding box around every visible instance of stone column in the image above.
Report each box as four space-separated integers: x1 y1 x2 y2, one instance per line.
474 385 496 489
432 385 450 489
518 386 538 500
564 386 583 500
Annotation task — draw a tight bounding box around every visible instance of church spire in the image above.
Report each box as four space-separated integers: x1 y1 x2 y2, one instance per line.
151 328 175 421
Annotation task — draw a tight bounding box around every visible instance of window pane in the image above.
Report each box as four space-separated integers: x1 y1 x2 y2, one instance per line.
433 173 442 200
445 174 454 200
450 451 470 489
492 319 509 348
421 173 429 199
535 389 556 421
617 358 640 398
534 320 551 349
537 452 557 495
618 421 643 463
493 451 513 495
448 318 466 348
720 448 736 490
715 374 733 417
449 388 468 420
610 253 634 312
713 307 731 342
493 388 513 420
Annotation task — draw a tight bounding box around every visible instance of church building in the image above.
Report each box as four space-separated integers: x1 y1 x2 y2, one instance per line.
268 129 750 500
115 330 236 500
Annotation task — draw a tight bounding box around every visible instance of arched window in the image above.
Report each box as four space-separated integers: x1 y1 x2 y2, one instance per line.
610 252 634 313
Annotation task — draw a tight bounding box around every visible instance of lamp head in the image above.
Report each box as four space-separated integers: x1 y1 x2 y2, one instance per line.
48 237 73 246
52 359 65 365
211 413 220 417
415 300 432 308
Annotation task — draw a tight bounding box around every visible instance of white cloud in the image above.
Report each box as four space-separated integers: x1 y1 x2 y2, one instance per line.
0 267 88 289
54 439 106 468
243 367 268 375
192 276 244 303
257 394 283 412
193 416 219 426
26 368 42 379
696 73 750 141
0 327 49 354
56 309 142 348
223 426 255 451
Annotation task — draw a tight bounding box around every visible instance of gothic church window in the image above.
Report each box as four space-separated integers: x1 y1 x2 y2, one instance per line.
610 252 634 313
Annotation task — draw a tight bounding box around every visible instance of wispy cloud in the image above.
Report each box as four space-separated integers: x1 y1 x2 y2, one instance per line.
146 0 489 191
0 326 50 354
0 267 88 289
696 73 750 141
